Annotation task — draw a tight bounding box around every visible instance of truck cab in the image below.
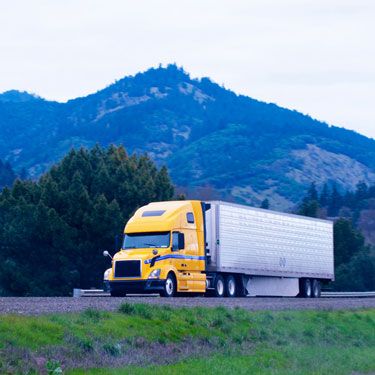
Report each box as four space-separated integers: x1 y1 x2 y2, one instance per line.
104 200 207 297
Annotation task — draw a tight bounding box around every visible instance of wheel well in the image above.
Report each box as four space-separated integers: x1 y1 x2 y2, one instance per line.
167 271 177 285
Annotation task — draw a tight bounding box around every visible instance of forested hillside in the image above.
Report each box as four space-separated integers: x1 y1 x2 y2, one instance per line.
0 145 174 296
0 65 374 209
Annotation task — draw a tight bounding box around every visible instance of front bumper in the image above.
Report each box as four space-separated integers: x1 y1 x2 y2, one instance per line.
105 279 165 294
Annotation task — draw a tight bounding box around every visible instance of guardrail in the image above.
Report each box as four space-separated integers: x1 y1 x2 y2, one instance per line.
73 289 375 298
73 289 110 297
321 291 375 298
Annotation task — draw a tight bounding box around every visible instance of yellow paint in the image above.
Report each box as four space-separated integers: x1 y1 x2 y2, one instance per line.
108 200 206 293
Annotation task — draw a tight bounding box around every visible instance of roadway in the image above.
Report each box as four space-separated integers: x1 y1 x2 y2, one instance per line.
1 296 375 315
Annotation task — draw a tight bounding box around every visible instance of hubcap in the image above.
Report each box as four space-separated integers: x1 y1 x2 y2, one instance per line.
228 279 235 295
217 279 224 296
166 278 174 295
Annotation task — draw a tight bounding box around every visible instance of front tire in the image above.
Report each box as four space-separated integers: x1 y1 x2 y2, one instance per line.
225 275 237 297
161 273 176 297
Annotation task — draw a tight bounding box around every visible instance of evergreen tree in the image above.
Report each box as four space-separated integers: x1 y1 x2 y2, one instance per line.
297 182 319 218
307 182 318 201
319 183 329 207
328 183 342 216
0 145 175 296
334 219 365 267
260 198 269 209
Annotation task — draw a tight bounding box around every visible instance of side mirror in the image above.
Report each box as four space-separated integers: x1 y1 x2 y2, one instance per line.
103 250 112 259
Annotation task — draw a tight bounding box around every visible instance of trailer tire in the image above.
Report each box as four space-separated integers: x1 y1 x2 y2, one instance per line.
225 275 237 297
160 273 176 297
300 279 312 298
213 275 225 297
312 279 321 298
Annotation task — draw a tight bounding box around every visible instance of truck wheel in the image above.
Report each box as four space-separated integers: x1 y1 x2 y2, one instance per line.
161 273 176 297
300 279 312 298
225 275 237 297
213 275 225 297
312 279 321 298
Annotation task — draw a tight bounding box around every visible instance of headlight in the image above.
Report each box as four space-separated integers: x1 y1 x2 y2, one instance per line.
103 268 111 280
148 269 161 279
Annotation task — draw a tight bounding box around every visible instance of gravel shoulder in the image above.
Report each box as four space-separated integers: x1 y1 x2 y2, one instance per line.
0 296 375 315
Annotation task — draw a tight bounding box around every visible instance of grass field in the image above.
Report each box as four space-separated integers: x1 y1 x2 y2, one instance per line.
0 304 374 374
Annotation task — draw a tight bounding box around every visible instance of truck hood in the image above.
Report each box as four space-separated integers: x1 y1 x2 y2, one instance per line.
113 248 169 263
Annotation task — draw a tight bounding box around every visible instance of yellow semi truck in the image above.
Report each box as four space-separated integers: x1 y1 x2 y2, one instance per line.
103 200 334 298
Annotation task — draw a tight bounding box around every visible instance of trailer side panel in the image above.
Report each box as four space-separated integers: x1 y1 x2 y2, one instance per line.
206 201 334 280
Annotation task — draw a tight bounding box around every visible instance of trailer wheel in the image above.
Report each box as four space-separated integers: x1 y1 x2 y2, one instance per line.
161 273 176 297
312 279 321 298
225 275 237 297
213 275 225 297
300 279 312 298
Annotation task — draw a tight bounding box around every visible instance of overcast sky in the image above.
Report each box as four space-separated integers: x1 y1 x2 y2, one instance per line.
0 0 374 138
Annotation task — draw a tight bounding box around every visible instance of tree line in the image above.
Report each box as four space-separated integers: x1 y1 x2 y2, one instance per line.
0 145 374 295
297 182 375 291
0 145 174 296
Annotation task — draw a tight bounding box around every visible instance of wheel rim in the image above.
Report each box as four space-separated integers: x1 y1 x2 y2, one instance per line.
166 277 174 296
306 280 312 297
313 282 319 297
217 279 224 296
228 278 236 296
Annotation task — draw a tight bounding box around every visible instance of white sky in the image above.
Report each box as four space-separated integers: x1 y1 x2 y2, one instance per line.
0 0 374 138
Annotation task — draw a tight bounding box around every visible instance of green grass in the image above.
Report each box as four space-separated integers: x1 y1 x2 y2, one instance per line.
69 347 375 375
0 304 374 374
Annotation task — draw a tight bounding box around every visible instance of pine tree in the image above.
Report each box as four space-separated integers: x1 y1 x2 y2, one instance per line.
260 198 269 209
307 182 318 201
334 219 365 266
319 183 329 207
355 182 368 201
328 183 342 216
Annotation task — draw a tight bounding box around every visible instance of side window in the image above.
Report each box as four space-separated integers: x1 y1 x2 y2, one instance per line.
172 232 179 251
186 212 194 224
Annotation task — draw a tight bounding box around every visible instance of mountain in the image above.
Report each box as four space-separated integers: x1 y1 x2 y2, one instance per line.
0 64 374 209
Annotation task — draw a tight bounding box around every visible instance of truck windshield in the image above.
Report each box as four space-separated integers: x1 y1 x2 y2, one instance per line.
123 232 170 249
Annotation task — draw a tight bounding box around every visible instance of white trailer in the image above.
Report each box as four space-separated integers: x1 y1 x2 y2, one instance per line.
204 201 334 297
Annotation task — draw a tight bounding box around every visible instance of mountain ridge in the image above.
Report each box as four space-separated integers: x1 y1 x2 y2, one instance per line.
0 64 374 209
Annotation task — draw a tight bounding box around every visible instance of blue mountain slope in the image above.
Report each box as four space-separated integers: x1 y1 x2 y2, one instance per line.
0 65 374 208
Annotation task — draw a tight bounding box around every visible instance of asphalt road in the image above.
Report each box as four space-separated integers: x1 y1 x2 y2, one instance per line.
0 296 375 315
